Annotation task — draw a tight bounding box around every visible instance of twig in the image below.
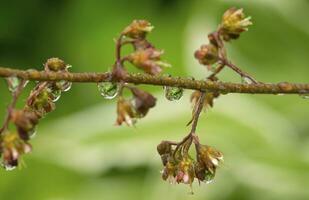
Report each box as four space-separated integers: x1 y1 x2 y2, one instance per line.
0 67 308 94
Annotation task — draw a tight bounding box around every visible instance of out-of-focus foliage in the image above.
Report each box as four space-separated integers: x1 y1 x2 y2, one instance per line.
0 0 309 199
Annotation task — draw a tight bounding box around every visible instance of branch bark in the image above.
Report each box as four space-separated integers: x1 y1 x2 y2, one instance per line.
0 66 308 94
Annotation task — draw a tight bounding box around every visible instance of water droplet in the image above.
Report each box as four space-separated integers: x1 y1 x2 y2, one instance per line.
276 93 285 96
5 77 20 92
56 81 72 92
1 163 16 171
164 86 183 101
28 128 37 139
241 76 253 84
50 89 62 102
299 93 309 99
205 171 215 184
97 82 119 99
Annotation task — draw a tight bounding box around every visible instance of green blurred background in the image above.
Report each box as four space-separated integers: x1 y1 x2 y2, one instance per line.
1 0 309 199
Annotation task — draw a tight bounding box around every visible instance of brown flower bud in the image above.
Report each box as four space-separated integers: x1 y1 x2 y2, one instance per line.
11 109 39 140
27 88 56 117
0 132 32 169
194 44 219 66
122 20 154 39
157 141 171 155
131 88 156 117
197 145 223 174
176 157 195 184
115 97 136 126
45 58 67 72
127 48 170 75
220 7 252 41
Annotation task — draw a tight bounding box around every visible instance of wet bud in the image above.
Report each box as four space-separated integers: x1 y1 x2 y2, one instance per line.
127 48 170 75
157 141 171 155
0 132 32 170
28 88 56 117
122 20 154 39
45 58 67 72
197 145 223 174
11 110 39 141
161 161 177 183
220 7 252 41
194 44 219 66
116 97 136 126
131 88 156 117
176 157 195 184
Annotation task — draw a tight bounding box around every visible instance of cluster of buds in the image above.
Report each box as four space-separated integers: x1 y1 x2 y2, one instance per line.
195 7 252 69
0 132 32 170
220 7 252 41
0 58 72 170
157 141 223 187
26 58 72 118
115 87 156 126
121 20 171 75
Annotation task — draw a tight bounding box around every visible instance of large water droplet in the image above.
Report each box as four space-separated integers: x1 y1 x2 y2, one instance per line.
164 86 183 101
241 76 253 84
205 171 215 184
6 77 20 92
97 82 119 99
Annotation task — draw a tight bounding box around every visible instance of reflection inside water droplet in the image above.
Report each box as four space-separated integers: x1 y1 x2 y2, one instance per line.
164 86 184 101
97 82 119 99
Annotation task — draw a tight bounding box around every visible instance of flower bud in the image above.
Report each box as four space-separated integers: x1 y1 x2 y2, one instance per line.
157 141 171 155
127 48 170 75
122 20 154 39
131 88 156 117
45 58 67 72
197 145 223 174
194 44 219 66
0 132 32 170
115 97 136 126
11 110 39 141
220 7 252 41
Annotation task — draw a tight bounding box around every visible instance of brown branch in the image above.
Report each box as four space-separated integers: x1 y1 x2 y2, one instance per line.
0 66 308 94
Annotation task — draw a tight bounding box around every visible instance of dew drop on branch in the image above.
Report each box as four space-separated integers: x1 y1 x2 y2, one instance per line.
241 76 253 84
164 86 184 101
97 82 119 99
58 81 72 92
5 77 20 92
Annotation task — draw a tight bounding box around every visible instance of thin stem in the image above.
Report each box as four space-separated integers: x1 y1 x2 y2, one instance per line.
221 58 258 84
0 79 26 134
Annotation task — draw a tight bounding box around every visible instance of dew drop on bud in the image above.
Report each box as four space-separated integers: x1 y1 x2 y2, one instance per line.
97 82 119 99
164 86 183 101
5 77 20 92
58 81 72 92
241 76 253 84
50 90 62 102
205 171 215 184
